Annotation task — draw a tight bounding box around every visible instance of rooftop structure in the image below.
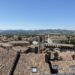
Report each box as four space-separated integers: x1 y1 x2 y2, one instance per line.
51 61 75 74
0 50 17 75
9 41 30 46
45 43 74 49
14 53 50 75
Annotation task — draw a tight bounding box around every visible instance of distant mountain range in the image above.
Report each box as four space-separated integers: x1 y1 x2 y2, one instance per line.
0 29 75 35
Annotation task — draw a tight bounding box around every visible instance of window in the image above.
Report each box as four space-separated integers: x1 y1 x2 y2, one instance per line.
31 67 38 73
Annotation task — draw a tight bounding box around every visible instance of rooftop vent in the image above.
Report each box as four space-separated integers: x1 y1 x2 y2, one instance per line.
31 67 38 73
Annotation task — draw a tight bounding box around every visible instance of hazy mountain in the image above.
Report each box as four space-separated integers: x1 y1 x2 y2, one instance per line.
0 29 75 35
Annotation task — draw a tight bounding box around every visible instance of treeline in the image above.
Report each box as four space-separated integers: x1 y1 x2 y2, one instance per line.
60 35 75 45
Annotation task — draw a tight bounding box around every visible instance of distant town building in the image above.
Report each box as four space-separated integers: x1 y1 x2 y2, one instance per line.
9 41 30 46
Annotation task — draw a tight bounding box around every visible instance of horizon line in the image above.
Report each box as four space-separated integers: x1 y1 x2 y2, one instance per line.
0 28 75 31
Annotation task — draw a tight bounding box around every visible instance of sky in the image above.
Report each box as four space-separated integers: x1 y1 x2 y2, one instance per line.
0 0 75 30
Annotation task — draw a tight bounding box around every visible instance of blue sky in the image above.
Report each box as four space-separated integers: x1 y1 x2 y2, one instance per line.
0 0 75 30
